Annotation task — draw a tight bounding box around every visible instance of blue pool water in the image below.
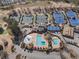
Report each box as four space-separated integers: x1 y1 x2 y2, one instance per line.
36 34 46 47
53 39 60 45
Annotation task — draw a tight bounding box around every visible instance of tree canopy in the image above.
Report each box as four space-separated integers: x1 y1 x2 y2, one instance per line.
0 27 4 34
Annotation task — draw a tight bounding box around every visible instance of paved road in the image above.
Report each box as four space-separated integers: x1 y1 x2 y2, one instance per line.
8 44 79 59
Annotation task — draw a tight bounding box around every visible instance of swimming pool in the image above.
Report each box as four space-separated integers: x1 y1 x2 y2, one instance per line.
52 37 61 46
53 39 60 45
36 34 46 47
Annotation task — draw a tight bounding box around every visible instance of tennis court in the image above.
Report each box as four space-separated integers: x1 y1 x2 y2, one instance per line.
36 14 47 25
22 15 33 24
66 10 76 18
69 18 79 26
53 11 65 24
47 26 61 31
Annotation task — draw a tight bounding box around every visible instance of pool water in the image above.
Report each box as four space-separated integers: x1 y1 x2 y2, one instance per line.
53 39 60 45
36 34 46 47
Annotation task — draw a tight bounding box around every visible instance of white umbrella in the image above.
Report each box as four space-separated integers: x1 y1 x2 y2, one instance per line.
23 35 32 45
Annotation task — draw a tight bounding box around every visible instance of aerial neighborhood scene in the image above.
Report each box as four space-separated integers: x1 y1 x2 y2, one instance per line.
0 0 79 59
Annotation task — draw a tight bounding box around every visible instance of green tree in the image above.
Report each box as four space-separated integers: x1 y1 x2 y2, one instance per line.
0 27 4 34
